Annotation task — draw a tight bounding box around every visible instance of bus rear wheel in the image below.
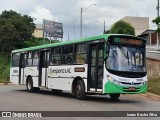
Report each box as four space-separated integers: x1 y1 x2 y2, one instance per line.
109 93 120 100
26 77 39 92
26 78 34 92
75 80 86 100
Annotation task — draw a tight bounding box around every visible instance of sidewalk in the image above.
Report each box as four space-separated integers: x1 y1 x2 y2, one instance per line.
140 92 160 101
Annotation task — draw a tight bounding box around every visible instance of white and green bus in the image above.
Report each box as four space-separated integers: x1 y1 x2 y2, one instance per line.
10 34 147 100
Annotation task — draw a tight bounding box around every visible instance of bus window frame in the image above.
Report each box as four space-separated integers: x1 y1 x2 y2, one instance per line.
50 47 61 65
12 52 20 67
26 51 33 67
61 45 74 65
32 50 39 66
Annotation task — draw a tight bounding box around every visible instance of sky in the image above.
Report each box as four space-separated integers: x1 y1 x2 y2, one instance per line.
0 0 158 40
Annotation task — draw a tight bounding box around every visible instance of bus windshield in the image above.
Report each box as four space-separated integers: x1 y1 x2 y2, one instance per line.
106 45 146 72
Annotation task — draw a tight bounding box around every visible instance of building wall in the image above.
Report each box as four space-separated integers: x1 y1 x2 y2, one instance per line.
121 16 149 36
141 35 150 45
151 32 157 44
33 24 43 38
33 29 43 38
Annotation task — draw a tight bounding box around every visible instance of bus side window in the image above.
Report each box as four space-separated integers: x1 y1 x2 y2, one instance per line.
75 44 87 64
12 53 20 67
50 47 61 65
32 51 39 66
26 51 32 66
62 45 73 64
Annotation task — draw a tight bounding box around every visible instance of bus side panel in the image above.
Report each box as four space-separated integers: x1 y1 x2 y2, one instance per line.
47 64 88 91
10 67 19 84
25 67 39 87
41 68 47 86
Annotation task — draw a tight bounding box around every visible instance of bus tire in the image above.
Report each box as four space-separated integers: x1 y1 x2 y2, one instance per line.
26 77 34 92
75 80 86 100
109 93 120 100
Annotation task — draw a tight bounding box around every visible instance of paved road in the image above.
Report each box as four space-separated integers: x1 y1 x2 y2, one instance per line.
0 85 160 120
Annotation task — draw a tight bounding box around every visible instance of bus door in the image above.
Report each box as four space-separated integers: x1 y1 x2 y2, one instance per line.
39 50 49 87
19 53 26 84
88 43 104 91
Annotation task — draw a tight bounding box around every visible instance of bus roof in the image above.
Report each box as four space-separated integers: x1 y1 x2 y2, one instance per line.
12 34 145 53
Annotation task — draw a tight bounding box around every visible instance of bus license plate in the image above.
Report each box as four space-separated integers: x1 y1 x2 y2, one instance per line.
128 87 135 91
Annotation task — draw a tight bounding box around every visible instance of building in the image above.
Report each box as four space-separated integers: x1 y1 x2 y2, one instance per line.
33 24 43 38
138 29 157 45
121 16 149 36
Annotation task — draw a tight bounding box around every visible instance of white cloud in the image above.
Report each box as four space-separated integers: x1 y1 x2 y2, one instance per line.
0 0 158 40
29 6 57 24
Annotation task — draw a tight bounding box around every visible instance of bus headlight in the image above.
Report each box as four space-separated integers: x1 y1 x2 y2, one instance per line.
107 75 120 85
107 75 113 81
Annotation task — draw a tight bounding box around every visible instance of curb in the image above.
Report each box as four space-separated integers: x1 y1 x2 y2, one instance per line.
140 93 160 101
0 83 16 85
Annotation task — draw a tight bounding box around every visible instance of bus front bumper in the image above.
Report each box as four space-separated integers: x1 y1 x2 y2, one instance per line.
104 81 147 94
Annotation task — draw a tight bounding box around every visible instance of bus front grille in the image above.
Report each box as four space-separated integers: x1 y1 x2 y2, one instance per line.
121 82 141 85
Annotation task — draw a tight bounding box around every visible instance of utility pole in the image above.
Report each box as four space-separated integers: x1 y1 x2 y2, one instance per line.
103 20 106 33
157 0 159 50
74 24 76 40
158 0 159 17
80 4 96 38
80 8 83 38
68 33 70 41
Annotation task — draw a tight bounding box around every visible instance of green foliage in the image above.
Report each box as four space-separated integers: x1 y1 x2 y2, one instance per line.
152 17 160 25
0 10 35 53
24 37 60 47
0 53 10 83
110 20 135 35
152 17 160 33
0 10 60 83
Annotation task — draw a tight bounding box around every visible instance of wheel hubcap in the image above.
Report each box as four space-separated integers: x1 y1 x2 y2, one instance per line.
76 84 81 95
28 81 31 90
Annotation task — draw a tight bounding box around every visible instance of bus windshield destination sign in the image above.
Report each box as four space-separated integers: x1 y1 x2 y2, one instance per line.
114 37 143 45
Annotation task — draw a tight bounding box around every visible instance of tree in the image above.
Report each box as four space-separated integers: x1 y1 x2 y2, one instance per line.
152 17 160 50
152 17 160 32
110 20 135 35
0 10 35 53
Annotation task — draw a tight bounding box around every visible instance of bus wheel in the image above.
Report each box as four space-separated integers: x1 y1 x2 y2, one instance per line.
75 80 86 100
26 78 34 92
109 93 120 100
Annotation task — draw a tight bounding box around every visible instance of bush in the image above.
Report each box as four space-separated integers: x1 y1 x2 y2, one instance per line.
0 53 10 83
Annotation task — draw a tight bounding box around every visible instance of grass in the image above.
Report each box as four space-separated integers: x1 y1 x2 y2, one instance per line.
147 59 160 95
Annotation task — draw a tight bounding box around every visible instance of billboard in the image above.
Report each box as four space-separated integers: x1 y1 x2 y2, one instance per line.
43 19 63 38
